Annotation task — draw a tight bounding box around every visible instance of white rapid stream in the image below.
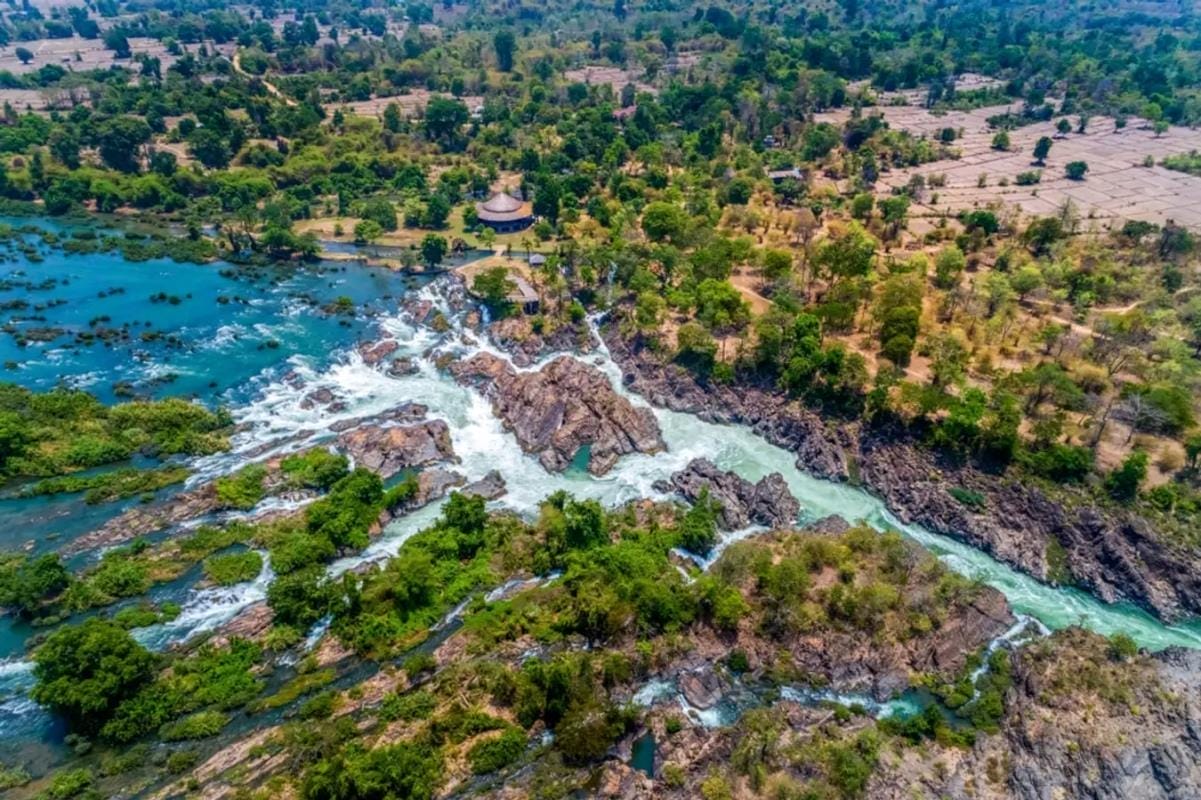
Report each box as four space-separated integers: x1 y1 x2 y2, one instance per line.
136 280 1201 652
5 278 1201 741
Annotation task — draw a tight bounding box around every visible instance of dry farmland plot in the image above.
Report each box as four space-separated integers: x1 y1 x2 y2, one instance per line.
332 90 483 119
564 65 656 95
0 36 233 76
820 103 1201 230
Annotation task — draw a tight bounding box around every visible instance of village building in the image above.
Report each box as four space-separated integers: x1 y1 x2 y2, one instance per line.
475 192 534 233
507 274 540 314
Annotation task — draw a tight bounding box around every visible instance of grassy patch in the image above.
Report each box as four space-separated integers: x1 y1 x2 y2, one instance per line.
203 550 264 586
215 464 269 510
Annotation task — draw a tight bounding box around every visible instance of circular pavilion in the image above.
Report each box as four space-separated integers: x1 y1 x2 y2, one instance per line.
476 192 534 233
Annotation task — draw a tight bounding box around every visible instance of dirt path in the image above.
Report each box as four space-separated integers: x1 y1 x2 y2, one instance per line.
232 51 296 106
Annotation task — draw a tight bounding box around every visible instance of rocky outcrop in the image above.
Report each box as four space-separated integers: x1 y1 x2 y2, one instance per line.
488 317 598 367
869 630 1201 800
412 468 466 505
337 419 456 479
388 356 418 377
64 482 223 555
462 470 507 499
449 353 665 476
358 339 399 366
678 667 727 709
63 449 318 555
858 434 1201 621
654 457 800 530
603 324 1201 622
327 402 427 433
206 601 273 649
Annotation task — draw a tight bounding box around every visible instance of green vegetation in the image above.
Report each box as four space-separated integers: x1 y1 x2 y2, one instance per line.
31 619 159 735
159 710 230 742
202 550 263 586
215 463 268 510
467 727 527 774
23 465 190 504
9 0 1201 795
0 385 229 480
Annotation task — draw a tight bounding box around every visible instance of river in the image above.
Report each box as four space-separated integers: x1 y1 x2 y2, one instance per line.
1 247 1199 772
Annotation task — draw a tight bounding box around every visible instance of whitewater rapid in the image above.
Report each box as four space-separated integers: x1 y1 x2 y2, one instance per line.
5 276 1201 743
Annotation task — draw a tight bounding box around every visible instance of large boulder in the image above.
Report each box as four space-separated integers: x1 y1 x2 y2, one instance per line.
337 419 456 479
462 470 508 500
655 458 801 530
449 353 665 476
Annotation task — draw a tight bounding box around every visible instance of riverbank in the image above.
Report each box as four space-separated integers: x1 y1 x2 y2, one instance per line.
598 325 1201 625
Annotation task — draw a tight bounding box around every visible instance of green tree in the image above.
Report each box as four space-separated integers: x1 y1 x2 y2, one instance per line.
420 234 448 267
1032 136 1053 165
933 245 966 289
188 127 232 169
31 619 158 735
96 116 152 173
353 219 383 249
760 248 793 283
533 179 561 225
991 130 1011 151
812 222 876 286
424 97 468 145
103 28 131 58
641 201 689 243
472 266 515 316
1105 450 1147 503
1065 161 1089 180
493 30 516 72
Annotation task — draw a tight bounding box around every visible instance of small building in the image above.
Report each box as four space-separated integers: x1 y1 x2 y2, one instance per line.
767 167 804 184
476 192 534 233
508 275 540 315
528 253 546 268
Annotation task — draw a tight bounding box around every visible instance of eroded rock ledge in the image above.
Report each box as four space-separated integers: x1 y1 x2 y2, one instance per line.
603 326 1201 622
336 419 456 479
654 457 800 530
448 352 665 476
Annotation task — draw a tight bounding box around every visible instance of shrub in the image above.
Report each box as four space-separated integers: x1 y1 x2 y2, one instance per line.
403 652 437 677
468 727 526 774
1108 632 1139 661
203 551 263 586
160 710 229 741
380 690 437 722
215 464 268 510
31 619 158 735
1105 451 1147 503
280 449 349 490
36 768 93 799
948 487 985 510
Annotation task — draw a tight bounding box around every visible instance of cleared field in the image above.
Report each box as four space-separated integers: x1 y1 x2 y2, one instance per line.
820 102 1201 230
0 36 234 76
332 90 483 119
564 65 656 95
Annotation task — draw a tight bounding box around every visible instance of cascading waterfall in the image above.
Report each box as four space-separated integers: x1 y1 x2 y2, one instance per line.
4 275 1201 747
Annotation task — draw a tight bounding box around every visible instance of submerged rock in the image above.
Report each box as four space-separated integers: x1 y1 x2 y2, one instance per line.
336 419 456 479
449 352 665 476
655 457 801 530
357 338 399 366
388 356 418 376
